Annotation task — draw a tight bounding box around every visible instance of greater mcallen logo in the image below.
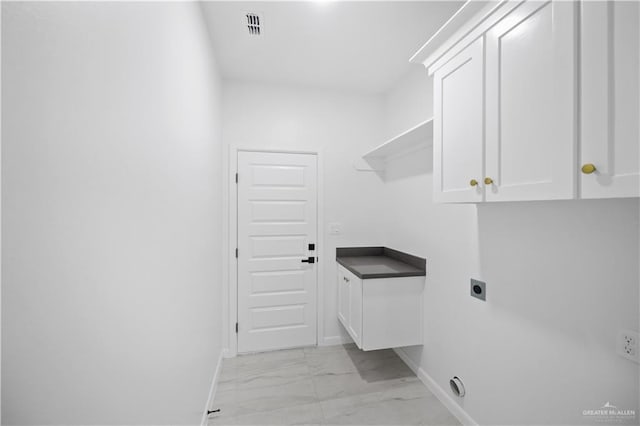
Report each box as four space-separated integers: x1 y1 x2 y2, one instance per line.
583 402 636 423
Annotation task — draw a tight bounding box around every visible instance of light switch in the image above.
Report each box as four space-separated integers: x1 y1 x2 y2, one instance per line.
329 222 342 235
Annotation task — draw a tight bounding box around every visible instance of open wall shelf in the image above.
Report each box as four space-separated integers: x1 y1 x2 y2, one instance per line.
356 118 434 172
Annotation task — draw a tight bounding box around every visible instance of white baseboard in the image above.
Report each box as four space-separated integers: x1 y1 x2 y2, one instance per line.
393 348 478 426
321 335 353 346
200 349 226 426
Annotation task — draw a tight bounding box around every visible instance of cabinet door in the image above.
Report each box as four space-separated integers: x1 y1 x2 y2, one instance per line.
337 268 349 330
485 0 577 201
433 38 484 203
348 277 362 348
580 1 639 198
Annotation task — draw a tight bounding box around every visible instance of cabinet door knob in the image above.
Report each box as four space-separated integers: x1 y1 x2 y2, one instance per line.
484 177 493 185
581 163 597 174
469 179 478 187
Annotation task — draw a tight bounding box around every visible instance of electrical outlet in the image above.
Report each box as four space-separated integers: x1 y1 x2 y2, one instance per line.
617 329 640 363
470 278 486 301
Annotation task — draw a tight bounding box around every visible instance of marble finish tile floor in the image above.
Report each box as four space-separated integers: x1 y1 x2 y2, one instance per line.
207 344 460 426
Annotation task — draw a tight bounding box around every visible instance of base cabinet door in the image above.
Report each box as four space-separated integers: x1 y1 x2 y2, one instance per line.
337 266 362 348
361 277 423 351
337 267 349 332
433 38 484 203
485 0 577 201
580 0 640 198
337 265 423 351
348 277 362 348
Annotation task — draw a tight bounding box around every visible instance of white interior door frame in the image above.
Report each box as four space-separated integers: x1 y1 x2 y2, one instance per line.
224 144 324 357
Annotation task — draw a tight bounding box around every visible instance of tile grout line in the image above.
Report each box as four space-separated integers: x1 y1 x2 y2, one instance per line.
304 347 330 424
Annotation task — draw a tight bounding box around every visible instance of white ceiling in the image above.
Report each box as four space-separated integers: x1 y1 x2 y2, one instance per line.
201 1 464 93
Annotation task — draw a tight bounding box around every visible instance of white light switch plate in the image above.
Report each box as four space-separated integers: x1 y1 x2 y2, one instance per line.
329 222 342 235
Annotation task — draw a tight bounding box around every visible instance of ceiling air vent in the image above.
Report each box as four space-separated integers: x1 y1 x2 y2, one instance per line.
246 13 263 36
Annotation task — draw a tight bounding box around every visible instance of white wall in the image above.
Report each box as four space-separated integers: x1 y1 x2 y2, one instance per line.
1 2 224 424
384 67 433 139
1 3 4 420
222 81 387 348
380 68 640 424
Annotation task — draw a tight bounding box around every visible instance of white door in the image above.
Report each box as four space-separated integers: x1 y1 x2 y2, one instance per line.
485 0 577 201
237 151 318 353
433 38 485 203
580 0 639 199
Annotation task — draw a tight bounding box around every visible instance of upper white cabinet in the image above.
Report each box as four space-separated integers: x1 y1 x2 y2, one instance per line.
414 0 639 202
485 1 577 202
433 38 484 203
580 0 639 199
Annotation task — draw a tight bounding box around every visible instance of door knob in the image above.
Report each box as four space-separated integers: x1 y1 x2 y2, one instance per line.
484 177 493 185
581 163 597 174
301 257 315 264
469 179 478 187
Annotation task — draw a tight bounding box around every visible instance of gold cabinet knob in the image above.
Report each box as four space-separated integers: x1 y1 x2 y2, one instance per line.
484 177 493 185
581 163 597 174
470 179 478 187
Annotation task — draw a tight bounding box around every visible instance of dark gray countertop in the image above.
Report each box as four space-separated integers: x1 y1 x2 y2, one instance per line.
336 247 426 279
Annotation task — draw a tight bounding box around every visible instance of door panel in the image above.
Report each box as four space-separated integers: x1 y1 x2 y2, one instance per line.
337 268 348 328
250 235 306 258
581 0 639 198
237 151 318 353
348 276 362 348
251 305 306 330
433 38 484 203
250 201 307 223
251 270 305 294
485 0 577 201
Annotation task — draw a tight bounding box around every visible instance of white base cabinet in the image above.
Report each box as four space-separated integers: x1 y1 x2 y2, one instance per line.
337 265 424 351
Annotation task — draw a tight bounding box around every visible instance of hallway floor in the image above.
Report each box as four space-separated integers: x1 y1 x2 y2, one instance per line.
208 344 460 425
